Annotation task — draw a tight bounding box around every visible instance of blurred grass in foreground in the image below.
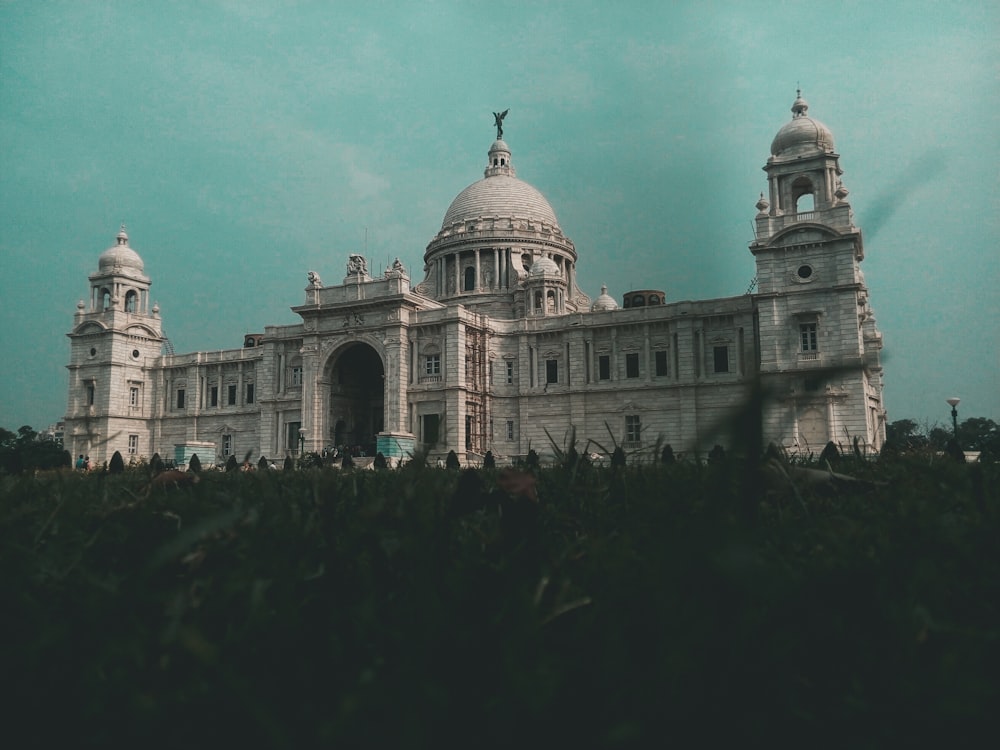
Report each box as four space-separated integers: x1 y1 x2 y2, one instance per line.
2 456 997 748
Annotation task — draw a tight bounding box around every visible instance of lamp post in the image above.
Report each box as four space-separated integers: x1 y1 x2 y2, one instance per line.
946 397 960 439
298 426 306 457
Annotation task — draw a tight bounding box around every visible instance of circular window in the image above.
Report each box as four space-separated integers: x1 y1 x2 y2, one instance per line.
797 265 813 279
131 349 141 360
89 347 97 358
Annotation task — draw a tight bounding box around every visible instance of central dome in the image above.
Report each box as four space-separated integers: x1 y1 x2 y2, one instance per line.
439 138 561 231
442 175 560 229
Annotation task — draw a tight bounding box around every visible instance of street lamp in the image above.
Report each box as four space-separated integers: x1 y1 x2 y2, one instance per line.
946 397 960 439
298 426 306 457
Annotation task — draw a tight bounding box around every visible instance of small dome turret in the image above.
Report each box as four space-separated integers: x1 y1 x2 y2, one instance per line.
528 256 560 278
98 224 145 273
770 90 835 158
591 284 618 311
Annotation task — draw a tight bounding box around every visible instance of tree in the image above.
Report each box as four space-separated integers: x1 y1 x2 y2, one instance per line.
958 417 1000 459
885 419 928 450
446 450 460 470
188 454 202 473
108 451 125 474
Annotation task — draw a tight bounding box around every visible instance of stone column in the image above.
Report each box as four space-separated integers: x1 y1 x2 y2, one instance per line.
475 249 481 291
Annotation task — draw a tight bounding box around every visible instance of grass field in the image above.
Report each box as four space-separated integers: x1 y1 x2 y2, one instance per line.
3 455 997 747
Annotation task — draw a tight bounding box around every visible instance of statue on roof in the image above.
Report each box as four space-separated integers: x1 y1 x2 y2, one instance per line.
493 109 509 139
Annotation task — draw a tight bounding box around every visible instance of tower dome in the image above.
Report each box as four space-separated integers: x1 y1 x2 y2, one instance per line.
770 90 835 159
98 224 145 273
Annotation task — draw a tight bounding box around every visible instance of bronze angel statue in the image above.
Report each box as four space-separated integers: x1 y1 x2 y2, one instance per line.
493 109 509 139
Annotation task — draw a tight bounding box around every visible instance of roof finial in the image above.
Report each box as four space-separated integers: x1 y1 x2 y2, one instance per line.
117 221 129 244
493 108 509 140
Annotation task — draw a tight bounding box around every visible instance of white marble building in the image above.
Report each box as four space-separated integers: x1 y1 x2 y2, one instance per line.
65 94 885 466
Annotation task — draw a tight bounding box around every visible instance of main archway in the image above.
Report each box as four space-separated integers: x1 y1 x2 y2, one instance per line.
325 342 385 455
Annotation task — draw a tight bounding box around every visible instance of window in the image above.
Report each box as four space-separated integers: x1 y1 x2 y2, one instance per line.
464 266 476 291
222 434 233 458
286 422 301 451
176 389 186 409
124 290 137 313
210 386 219 407
425 354 441 376
625 353 640 378
128 434 139 455
599 355 611 380
625 415 642 448
545 359 558 385
291 366 304 386
246 383 255 404
800 323 818 352
505 360 514 384
86 383 95 406
422 414 440 445
506 419 514 441
655 350 669 377
228 384 237 406
713 346 730 373
129 386 139 407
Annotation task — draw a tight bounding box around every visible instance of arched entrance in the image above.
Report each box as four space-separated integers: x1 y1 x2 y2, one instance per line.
326 342 385 456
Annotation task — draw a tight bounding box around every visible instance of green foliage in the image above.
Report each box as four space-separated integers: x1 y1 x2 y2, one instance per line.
0 425 69 474
108 450 125 474
2 458 998 746
188 453 202 473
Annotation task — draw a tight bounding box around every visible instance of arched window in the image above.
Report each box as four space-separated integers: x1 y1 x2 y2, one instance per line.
464 266 476 291
534 291 543 312
547 290 556 312
632 295 646 307
101 288 112 310
648 294 660 305
792 176 814 213
124 290 138 313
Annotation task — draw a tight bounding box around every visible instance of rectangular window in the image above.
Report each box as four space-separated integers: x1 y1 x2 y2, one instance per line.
222 434 233 457
713 346 730 373
625 352 640 378
128 434 139 455
800 323 818 352
506 419 514 441
210 386 219 407
424 354 441 376
129 386 139 407
505 360 514 384
423 414 440 445
227 384 237 405
655 350 669 377
246 383 255 404
176 389 186 409
598 355 611 380
545 359 558 385
625 415 642 448
86 383 95 406
291 366 304 386
287 422 301 451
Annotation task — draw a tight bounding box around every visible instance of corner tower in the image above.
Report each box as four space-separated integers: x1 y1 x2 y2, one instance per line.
751 93 886 452
65 225 164 465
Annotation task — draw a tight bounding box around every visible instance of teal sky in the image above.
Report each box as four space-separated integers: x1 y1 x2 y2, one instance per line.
1 0 997 431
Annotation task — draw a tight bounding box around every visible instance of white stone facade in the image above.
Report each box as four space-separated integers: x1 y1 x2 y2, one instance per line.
64 96 885 466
